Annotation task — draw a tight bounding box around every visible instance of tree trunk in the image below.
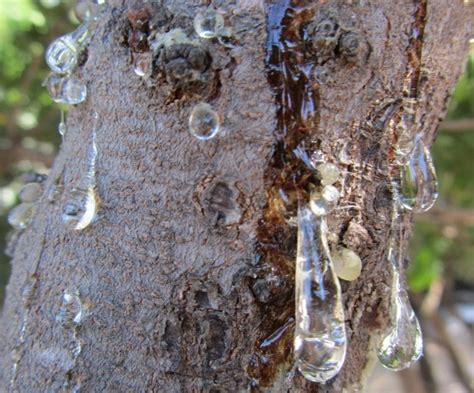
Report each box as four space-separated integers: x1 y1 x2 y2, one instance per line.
0 0 471 392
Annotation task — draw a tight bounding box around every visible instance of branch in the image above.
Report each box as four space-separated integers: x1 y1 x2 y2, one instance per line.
416 208 474 225
439 119 474 132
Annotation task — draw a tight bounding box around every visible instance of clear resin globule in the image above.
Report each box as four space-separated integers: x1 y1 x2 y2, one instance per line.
46 23 90 74
74 0 107 22
309 185 340 217
377 211 423 370
189 103 220 140
45 73 87 105
294 206 347 383
8 203 36 230
194 8 225 39
398 136 438 213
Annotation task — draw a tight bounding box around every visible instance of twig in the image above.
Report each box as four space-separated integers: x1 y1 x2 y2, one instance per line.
440 119 474 132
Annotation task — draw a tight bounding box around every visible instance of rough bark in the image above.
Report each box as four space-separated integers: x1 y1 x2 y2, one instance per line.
0 0 471 392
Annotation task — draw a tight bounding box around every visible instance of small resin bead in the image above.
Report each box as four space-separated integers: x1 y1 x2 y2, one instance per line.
189 103 220 140
19 183 43 203
194 9 225 39
45 74 87 105
58 121 67 136
310 185 340 216
332 247 362 281
133 52 153 78
56 288 84 326
316 163 340 186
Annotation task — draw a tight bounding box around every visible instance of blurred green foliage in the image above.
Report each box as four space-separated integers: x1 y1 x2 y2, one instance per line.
449 53 474 120
0 2 472 306
0 0 73 305
408 50 474 292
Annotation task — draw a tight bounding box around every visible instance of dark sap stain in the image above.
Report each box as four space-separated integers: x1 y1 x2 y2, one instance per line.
250 0 322 387
403 0 428 100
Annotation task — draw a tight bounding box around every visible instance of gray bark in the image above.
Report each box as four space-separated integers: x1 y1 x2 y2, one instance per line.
0 0 471 392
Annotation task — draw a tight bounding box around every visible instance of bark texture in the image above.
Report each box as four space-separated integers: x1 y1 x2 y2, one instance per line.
0 0 471 392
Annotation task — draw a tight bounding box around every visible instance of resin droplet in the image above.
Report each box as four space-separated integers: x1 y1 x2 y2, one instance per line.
332 247 362 281
310 185 340 216
377 211 423 371
58 108 67 136
45 23 89 73
133 52 152 78
74 0 106 21
294 207 347 383
19 183 43 203
194 9 225 39
45 74 87 105
58 121 67 136
317 163 340 186
377 258 423 369
8 203 35 230
56 288 84 326
398 138 438 213
189 103 220 140
74 0 90 22
62 187 97 230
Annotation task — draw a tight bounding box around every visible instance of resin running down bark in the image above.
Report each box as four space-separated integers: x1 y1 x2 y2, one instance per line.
377 202 423 370
252 0 470 390
294 207 346 383
0 0 471 392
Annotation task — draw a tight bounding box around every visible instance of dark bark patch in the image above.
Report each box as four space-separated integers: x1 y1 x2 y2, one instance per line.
367 100 401 132
199 180 241 228
306 13 341 64
342 221 372 254
337 31 370 64
250 274 288 304
373 183 392 213
200 314 228 370
155 44 213 96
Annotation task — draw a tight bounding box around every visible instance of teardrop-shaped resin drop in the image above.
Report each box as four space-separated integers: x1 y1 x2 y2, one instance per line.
398 138 438 213
45 74 87 105
294 207 347 383
133 52 152 78
62 187 97 230
45 23 89 73
58 121 67 136
58 108 67 136
377 232 423 370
